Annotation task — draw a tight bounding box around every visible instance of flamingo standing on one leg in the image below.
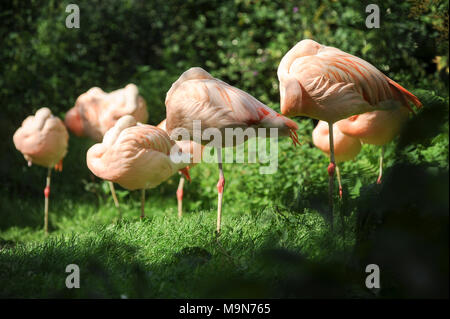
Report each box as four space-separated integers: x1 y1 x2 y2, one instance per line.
336 107 410 184
312 120 362 198
13 107 69 234
86 115 191 219
277 39 421 226
164 67 299 234
157 119 204 218
65 84 149 217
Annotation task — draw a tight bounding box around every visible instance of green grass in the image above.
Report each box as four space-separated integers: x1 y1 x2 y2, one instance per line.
0 194 356 298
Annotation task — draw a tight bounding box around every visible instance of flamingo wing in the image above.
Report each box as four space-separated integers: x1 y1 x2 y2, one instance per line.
87 117 189 190
291 52 390 114
166 68 298 144
280 40 421 122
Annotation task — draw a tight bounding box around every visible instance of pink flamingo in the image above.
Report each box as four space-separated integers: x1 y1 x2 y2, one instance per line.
336 107 410 184
86 115 191 218
313 120 362 198
65 84 149 214
277 39 421 222
13 107 69 234
165 67 299 233
157 119 204 218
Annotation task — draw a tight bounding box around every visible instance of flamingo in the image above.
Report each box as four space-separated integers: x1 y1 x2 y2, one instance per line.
312 120 362 198
336 107 410 184
165 67 299 233
65 84 149 216
13 107 69 234
157 119 204 218
277 39 421 224
86 115 191 219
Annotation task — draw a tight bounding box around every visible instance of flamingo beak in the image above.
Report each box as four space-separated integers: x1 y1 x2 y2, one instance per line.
180 167 191 182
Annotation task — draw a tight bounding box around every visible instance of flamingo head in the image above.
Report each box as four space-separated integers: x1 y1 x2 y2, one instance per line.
280 75 302 117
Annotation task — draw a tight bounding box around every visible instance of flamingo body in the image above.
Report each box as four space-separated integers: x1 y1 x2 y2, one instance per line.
65 84 148 141
336 107 410 146
165 67 299 146
277 39 421 123
87 116 189 191
312 121 361 162
13 107 69 168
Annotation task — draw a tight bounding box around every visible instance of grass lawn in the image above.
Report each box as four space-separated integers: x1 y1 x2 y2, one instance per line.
0 192 358 298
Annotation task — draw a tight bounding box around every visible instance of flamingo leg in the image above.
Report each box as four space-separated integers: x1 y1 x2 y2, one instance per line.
377 145 385 184
177 174 185 219
216 148 225 234
44 167 52 235
108 181 121 219
140 189 145 219
327 122 336 229
336 165 343 199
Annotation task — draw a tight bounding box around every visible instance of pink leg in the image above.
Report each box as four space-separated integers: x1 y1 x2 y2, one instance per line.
327 122 336 229
336 165 343 199
108 181 121 219
377 146 385 184
177 175 185 219
44 167 52 235
216 148 225 234
140 189 145 219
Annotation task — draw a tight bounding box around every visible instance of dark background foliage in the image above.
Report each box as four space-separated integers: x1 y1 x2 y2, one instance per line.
1 0 448 196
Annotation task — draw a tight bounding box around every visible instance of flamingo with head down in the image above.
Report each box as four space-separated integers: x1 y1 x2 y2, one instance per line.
86 115 191 218
65 84 149 216
277 39 421 223
165 67 299 233
13 107 69 234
